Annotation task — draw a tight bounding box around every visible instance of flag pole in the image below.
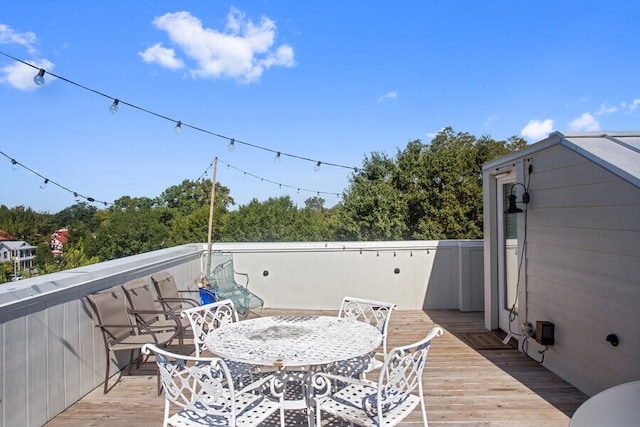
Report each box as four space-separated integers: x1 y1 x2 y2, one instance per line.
206 157 218 273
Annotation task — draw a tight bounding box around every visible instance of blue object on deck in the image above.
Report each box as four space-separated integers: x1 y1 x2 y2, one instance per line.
199 288 217 305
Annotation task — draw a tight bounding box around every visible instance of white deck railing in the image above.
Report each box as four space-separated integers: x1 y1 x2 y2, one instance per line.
0 240 482 427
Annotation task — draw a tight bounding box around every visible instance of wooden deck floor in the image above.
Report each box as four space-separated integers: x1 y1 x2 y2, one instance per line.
44 309 588 426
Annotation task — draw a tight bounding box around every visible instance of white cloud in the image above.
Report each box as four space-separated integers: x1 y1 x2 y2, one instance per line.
622 98 640 112
520 119 554 141
595 104 618 115
377 91 397 103
141 9 295 83
0 24 38 54
483 114 499 128
569 112 600 131
0 59 54 91
138 43 184 70
0 24 57 91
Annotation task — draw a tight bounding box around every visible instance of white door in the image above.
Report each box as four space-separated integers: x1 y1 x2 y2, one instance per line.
497 174 520 333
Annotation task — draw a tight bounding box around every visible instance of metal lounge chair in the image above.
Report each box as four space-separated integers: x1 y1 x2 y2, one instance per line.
122 278 191 353
142 343 285 427
312 326 444 427
180 299 259 387
202 251 264 317
150 271 200 314
324 296 397 378
86 288 178 394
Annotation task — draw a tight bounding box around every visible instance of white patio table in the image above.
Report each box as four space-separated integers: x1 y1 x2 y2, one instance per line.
569 380 640 427
205 315 383 426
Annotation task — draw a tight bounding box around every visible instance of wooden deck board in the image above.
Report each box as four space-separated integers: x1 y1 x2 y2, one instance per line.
44 309 588 426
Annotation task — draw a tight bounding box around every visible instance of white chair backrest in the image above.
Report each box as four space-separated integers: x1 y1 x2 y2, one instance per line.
372 327 443 417
142 344 237 424
181 299 239 356
339 296 397 355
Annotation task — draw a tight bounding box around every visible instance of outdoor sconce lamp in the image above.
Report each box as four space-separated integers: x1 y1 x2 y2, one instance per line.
506 182 530 214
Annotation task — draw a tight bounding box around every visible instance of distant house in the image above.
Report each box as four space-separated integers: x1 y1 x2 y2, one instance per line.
0 229 13 241
482 131 640 396
51 228 69 257
0 240 37 273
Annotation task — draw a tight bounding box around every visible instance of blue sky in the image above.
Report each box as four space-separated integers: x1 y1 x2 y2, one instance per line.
1 1 638 214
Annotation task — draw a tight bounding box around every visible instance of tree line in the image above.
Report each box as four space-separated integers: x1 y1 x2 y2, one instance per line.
0 128 526 282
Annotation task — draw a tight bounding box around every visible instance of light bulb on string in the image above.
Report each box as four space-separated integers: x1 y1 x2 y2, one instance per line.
314 161 322 172
228 138 235 152
274 152 281 164
109 99 119 114
175 121 182 134
39 178 49 189
33 69 45 86
10 159 19 170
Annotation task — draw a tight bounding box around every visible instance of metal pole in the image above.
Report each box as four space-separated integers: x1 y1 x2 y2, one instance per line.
206 157 218 273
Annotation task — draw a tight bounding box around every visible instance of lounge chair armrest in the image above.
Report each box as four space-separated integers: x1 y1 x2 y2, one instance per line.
177 289 199 296
155 296 200 308
235 271 250 288
127 308 182 326
95 322 172 343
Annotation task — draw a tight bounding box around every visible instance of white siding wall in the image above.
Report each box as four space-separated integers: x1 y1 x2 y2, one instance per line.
206 241 484 311
502 145 640 395
0 245 203 427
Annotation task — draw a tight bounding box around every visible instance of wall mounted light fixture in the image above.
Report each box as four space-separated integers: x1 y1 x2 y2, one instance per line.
506 182 530 213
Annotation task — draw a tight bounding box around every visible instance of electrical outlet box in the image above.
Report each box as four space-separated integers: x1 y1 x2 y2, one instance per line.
535 321 554 346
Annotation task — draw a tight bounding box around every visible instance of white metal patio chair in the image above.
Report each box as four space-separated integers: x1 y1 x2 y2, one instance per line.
180 299 258 386
142 343 285 427
312 326 444 427
324 296 397 377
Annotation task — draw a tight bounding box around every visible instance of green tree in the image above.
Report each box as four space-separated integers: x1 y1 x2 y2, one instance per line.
55 237 99 270
164 180 234 245
86 196 170 260
54 202 100 234
221 196 331 242
304 196 325 211
335 128 527 240
0 205 54 245
335 152 408 240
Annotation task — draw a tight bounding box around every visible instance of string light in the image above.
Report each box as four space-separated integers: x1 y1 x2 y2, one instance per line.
33 68 45 86
0 51 359 173
0 150 110 207
109 99 119 114
314 161 322 172
175 121 182 134
197 158 342 200
274 152 281 164
228 138 235 152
